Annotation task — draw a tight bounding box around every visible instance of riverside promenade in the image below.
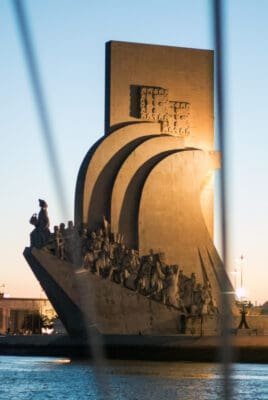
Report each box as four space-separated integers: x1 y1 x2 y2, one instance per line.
1 334 268 363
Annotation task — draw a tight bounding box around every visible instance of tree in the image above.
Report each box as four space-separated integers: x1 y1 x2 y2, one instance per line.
261 301 268 315
22 311 53 334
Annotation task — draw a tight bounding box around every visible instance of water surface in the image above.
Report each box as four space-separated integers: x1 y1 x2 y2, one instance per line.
0 356 267 399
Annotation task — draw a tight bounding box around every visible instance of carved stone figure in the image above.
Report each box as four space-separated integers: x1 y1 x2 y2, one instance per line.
178 269 189 296
190 272 197 289
138 254 154 295
209 296 218 314
89 231 102 259
192 283 203 315
83 250 95 271
163 265 180 307
108 241 116 263
102 237 110 256
108 243 123 283
158 252 168 275
130 249 140 272
30 199 51 248
102 215 110 237
64 221 81 265
151 256 165 298
203 283 217 315
177 298 187 314
114 243 126 270
80 228 89 257
96 228 104 245
180 277 193 311
124 249 140 290
54 225 64 260
95 251 110 277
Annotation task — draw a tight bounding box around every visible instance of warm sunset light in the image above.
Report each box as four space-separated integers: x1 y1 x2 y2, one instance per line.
1 2 268 399
236 287 246 300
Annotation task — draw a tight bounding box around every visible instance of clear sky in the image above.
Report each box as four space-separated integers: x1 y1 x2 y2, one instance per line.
1 0 268 304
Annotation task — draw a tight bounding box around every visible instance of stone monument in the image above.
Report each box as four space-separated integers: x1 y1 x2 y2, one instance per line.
24 41 235 337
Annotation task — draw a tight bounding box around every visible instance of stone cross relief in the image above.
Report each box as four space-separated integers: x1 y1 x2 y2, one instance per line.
139 86 191 137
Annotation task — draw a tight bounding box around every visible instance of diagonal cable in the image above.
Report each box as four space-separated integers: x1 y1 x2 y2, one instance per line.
212 1 233 399
12 0 68 219
12 3 114 400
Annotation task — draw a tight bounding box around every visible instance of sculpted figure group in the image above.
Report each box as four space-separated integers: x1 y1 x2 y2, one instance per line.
29 201 217 316
51 219 217 316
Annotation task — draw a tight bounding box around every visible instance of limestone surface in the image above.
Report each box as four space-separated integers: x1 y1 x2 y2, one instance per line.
25 41 236 337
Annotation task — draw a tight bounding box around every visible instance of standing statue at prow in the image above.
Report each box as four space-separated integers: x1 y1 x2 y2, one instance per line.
30 199 50 248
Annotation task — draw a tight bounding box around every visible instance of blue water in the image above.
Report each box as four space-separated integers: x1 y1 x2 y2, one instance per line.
0 357 267 400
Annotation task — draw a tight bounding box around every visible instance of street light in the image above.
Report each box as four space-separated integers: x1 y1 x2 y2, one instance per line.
235 254 246 301
236 286 246 300
240 254 244 292
234 255 252 329
231 268 238 292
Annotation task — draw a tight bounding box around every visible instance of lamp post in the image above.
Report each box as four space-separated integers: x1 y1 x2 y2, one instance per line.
235 254 246 300
235 255 252 329
231 268 238 293
240 254 244 296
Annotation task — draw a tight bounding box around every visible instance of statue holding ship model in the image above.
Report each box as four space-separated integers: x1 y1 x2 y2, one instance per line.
24 41 235 337
29 199 50 248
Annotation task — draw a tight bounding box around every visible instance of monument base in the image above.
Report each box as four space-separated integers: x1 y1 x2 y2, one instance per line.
24 247 222 337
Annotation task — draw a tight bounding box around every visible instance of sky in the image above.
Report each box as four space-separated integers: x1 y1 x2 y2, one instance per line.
1 0 268 304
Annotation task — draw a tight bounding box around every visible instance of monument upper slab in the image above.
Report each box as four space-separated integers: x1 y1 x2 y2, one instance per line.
105 41 214 149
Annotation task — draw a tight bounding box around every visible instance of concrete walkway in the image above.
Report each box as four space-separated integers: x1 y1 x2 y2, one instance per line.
1 334 268 362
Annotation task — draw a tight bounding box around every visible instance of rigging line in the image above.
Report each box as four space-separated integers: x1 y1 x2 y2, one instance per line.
12 0 68 219
12 4 114 400
212 1 233 399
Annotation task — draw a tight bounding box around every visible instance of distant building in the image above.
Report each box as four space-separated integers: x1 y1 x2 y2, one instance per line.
0 296 56 335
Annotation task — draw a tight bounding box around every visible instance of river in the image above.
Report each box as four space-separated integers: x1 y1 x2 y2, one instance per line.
0 356 267 399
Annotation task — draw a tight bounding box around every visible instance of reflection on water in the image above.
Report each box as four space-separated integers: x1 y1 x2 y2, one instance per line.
0 356 267 400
